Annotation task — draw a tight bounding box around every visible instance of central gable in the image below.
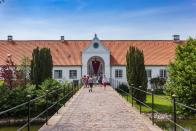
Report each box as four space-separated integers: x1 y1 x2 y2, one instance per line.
82 34 110 54
81 34 111 77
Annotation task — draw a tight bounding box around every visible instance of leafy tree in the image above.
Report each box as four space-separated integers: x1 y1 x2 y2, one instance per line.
166 38 196 115
17 56 31 85
126 46 148 103
0 83 37 117
30 47 53 88
0 54 16 89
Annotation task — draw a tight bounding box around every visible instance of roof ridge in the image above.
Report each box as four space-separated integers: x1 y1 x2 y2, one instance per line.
0 39 178 41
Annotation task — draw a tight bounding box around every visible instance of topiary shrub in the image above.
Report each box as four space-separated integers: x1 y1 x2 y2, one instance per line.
126 46 148 103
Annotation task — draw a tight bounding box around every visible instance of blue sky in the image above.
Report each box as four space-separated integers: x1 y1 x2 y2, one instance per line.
0 0 195 40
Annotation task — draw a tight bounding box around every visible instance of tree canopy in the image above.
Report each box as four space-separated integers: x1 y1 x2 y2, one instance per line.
0 55 16 89
17 56 31 85
166 37 196 115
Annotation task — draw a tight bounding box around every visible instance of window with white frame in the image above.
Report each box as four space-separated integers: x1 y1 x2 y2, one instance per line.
160 69 167 78
115 69 123 78
146 69 152 78
69 70 77 79
54 70 62 79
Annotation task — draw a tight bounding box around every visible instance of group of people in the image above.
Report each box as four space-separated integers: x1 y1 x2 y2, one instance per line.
82 75 108 92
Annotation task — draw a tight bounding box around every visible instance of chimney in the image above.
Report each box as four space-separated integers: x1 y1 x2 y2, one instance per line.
173 35 180 42
8 35 13 41
61 36 64 41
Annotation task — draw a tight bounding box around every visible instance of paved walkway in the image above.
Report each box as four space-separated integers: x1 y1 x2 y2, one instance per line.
39 86 162 131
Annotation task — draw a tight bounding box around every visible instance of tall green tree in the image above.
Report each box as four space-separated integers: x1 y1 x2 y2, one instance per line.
30 47 53 88
126 46 148 103
166 38 196 115
39 48 53 82
31 47 40 88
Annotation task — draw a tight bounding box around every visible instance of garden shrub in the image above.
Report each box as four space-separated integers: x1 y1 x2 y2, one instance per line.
0 79 73 118
117 83 129 94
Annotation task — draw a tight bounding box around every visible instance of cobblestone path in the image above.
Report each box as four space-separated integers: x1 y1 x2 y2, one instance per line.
39 86 162 131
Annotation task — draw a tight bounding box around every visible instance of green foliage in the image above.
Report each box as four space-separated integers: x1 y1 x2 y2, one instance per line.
117 84 129 94
17 56 31 85
0 55 16 89
39 78 62 91
31 47 40 88
150 77 166 94
34 79 63 113
39 48 53 83
0 79 74 118
126 46 148 103
166 37 196 115
0 84 36 117
30 47 53 88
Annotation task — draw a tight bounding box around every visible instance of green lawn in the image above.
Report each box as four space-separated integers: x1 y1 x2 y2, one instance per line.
121 93 173 113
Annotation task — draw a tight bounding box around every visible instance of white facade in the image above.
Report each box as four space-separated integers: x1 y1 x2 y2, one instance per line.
53 66 82 83
82 35 110 78
111 66 127 83
52 35 168 88
52 65 167 88
110 65 167 88
145 65 167 88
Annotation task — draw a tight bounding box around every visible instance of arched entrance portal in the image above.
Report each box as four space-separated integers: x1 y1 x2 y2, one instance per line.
87 56 105 76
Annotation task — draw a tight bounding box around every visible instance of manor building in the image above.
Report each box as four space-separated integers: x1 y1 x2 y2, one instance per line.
0 34 180 88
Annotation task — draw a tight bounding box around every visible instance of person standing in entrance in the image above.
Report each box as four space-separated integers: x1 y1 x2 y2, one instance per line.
88 76 93 92
86 75 89 88
82 75 86 88
98 75 103 87
102 75 107 90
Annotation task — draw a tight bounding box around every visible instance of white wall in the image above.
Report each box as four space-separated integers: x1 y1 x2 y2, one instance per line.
111 66 127 83
110 65 167 88
145 65 167 88
53 66 82 83
145 65 167 78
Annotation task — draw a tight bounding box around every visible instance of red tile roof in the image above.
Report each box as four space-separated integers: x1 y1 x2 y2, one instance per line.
0 40 177 66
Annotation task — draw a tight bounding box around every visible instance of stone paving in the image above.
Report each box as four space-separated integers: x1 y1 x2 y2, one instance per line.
39 86 162 131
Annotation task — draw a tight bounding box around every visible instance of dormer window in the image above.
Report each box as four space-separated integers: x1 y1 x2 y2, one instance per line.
93 42 99 48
